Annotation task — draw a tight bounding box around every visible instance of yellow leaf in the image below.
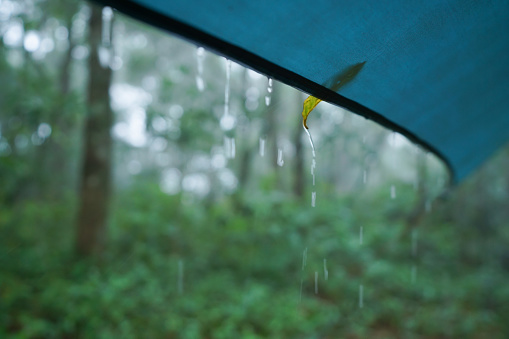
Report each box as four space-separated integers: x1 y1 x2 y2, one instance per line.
302 96 322 129
301 61 366 129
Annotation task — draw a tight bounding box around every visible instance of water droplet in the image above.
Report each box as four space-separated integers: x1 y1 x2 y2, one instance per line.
265 77 272 106
359 285 364 308
196 47 205 91
101 7 113 46
390 185 396 199
323 258 328 281
425 200 432 213
277 148 284 166
224 137 235 159
97 46 111 68
302 248 308 270
304 126 317 204
224 59 231 116
359 226 363 245
300 277 304 302
259 138 265 157
178 260 184 294
220 114 235 131
314 271 318 294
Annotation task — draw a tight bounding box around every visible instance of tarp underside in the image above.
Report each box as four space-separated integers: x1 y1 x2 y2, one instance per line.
102 0 509 182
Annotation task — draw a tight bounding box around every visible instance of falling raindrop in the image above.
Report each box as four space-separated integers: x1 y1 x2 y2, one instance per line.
363 169 367 184
359 284 364 308
311 191 316 207
425 200 432 213
359 226 363 245
259 137 265 157
411 265 417 284
390 185 396 199
178 260 184 294
300 278 304 302
323 258 328 281
302 248 308 270
224 137 235 159
224 59 231 116
196 47 205 91
265 77 273 106
314 271 318 294
277 148 284 166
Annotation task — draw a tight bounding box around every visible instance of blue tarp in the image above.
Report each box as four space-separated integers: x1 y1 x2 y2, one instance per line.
98 0 509 182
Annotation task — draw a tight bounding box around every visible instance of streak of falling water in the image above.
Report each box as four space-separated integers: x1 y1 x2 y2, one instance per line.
323 259 328 280
224 59 231 116
195 47 205 92
224 137 235 159
304 126 317 206
359 226 363 245
363 169 367 184
178 260 184 294
302 248 308 270
390 185 396 199
277 148 284 166
314 271 318 294
425 200 432 213
300 278 304 302
101 7 113 46
359 285 364 308
411 229 418 257
265 77 273 106
259 138 265 157
411 265 417 283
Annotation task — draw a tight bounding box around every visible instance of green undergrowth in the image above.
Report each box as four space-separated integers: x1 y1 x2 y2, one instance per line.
1 183 508 338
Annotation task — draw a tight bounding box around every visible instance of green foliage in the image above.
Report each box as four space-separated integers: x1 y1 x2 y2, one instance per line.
2 180 509 338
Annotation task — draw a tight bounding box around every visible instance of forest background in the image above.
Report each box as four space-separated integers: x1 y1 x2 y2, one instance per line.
1 1 509 338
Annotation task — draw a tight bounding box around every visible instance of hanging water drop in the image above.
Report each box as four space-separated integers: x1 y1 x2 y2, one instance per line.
178 259 184 294
314 271 318 294
359 284 364 308
259 138 265 157
277 148 284 166
304 126 317 205
101 7 113 46
195 47 205 92
390 185 396 199
265 77 273 106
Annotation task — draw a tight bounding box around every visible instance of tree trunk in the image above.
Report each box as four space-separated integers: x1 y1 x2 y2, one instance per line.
75 5 114 256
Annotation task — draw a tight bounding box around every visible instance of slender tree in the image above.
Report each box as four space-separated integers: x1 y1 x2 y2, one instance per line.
75 5 114 256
